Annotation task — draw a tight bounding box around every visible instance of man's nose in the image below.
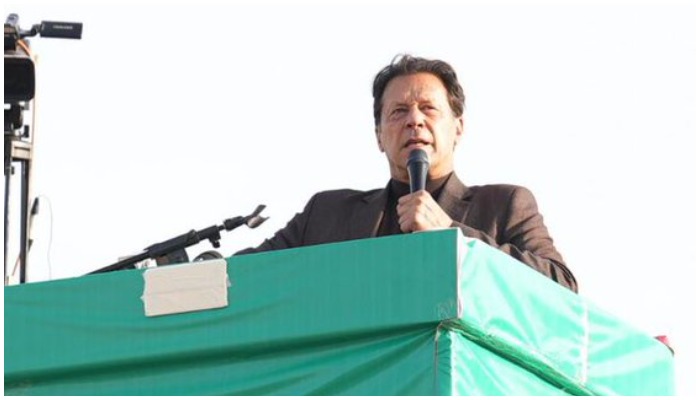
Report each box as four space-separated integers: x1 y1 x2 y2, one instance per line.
406 107 425 129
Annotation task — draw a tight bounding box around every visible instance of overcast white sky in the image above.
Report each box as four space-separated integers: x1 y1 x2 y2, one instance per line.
3 0 698 395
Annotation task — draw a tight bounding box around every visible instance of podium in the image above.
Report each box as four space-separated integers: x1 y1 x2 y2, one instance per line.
4 229 673 395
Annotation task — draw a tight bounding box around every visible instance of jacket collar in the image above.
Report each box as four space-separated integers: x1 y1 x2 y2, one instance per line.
357 185 388 238
436 173 473 223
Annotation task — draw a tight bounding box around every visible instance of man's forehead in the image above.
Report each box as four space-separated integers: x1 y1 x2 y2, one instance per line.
383 76 447 105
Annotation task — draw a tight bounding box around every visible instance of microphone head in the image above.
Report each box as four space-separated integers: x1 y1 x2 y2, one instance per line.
407 148 430 166
406 148 430 193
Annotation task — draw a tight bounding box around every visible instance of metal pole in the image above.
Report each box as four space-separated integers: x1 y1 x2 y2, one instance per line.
4 156 12 285
19 158 30 283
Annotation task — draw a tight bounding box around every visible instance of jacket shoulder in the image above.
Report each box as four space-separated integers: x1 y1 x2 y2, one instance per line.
312 187 382 203
467 183 531 198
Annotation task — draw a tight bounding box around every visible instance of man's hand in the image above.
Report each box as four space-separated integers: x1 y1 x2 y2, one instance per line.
397 190 453 232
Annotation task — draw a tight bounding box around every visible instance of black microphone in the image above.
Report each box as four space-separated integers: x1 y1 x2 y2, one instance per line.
407 149 430 193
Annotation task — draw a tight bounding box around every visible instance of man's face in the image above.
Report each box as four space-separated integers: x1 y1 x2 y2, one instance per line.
376 73 464 183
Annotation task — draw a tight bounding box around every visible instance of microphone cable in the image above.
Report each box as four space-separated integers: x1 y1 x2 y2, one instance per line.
10 195 54 281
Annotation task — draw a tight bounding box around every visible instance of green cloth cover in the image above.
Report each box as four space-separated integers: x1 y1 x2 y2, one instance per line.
4 229 673 395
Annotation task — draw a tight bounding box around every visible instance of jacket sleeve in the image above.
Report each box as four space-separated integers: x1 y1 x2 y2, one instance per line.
452 186 578 293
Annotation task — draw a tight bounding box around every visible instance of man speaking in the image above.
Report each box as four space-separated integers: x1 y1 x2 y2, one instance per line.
236 54 577 293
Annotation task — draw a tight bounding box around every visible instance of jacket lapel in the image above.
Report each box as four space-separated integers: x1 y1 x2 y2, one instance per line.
436 174 473 223
353 185 388 239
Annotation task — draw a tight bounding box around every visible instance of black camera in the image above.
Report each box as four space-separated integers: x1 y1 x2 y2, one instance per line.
4 13 82 104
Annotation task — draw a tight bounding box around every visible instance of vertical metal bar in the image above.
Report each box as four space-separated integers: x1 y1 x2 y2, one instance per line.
19 159 30 283
4 161 12 285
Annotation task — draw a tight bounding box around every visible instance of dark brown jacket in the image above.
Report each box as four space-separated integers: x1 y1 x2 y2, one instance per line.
237 174 577 292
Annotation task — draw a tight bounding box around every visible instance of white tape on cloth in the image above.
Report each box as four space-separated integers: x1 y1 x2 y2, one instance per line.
141 258 229 317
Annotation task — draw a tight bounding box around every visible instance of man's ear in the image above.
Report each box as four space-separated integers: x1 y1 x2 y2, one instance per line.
376 127 385 153
454 116 465 146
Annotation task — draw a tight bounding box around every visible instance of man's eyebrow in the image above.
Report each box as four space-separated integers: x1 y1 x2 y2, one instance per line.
388 97 435 107
386 100 408 108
